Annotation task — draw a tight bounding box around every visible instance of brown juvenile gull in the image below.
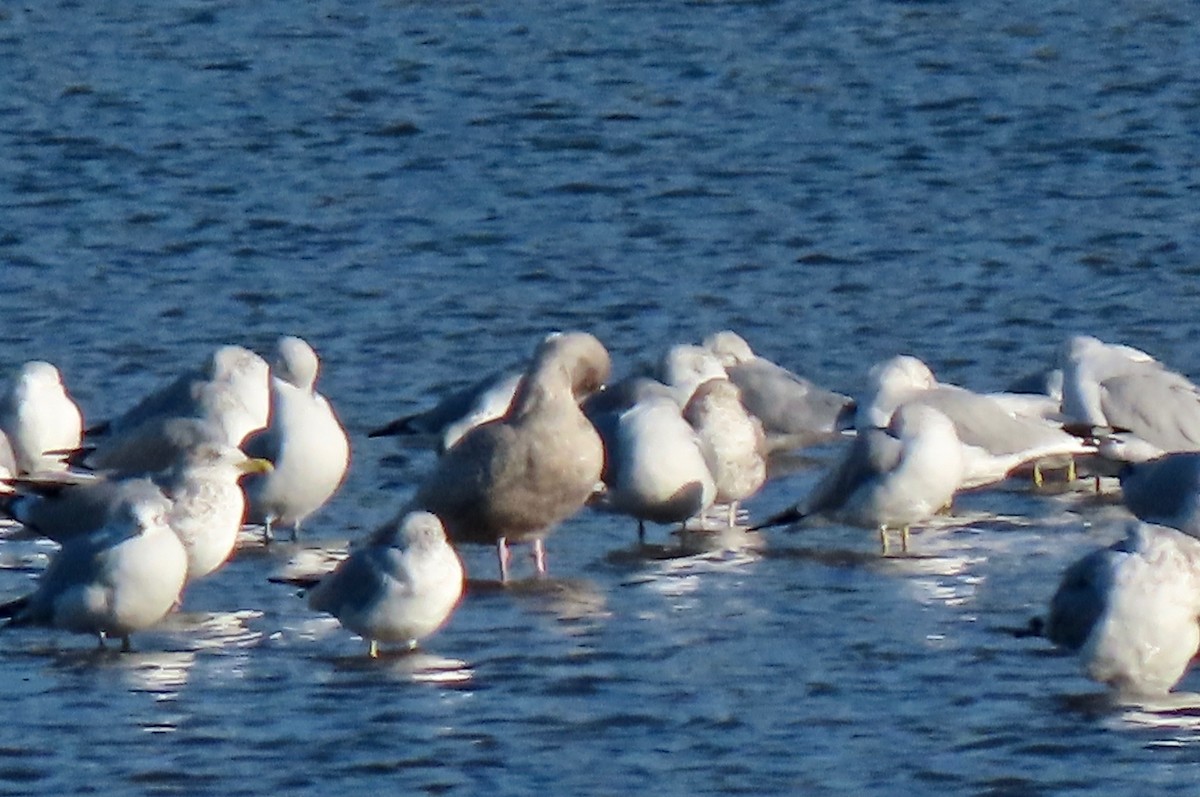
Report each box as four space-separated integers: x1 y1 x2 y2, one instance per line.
392 331 610 582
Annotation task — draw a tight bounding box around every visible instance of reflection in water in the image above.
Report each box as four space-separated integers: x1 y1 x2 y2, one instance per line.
328 649 473 685
161 610 265 651
469 576 612 635
119 650 196 700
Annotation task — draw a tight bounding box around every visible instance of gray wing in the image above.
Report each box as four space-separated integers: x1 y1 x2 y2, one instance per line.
1045 548 1110 652
803 427 903 516
1100 373 1200 452
1120 454 1200 532
368 370 519 439
726 360 852 436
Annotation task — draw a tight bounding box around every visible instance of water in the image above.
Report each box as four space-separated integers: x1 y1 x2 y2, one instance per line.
2 0 1200 793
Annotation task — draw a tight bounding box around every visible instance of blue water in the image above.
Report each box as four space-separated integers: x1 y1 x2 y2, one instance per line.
2 1 1200 794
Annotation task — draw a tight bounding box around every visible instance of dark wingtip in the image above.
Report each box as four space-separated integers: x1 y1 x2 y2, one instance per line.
1007 616 1045 639
267 575 322 591
749 506 805 532
367 417 416 439
84 420 111 438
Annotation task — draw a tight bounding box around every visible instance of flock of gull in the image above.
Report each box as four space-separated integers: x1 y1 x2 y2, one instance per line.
1 330 1200 698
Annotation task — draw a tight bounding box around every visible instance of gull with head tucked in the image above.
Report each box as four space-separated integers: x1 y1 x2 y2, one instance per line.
0 487 188 652
394 331 610 582
1061 334 1200 454
305 511 464 657
243 336 350 542
1041 522 1200 696
703 331 855 451
586 376 716 543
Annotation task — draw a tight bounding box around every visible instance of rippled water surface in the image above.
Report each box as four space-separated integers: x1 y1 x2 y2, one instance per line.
2 1 1200 794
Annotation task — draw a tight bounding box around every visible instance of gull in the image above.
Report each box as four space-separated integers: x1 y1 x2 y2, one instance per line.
1060 334 1200 453
398 331 610 582
303 511 464 657
0 431 16 491
244 336 350 541
754 404 965 553
587 377 716 543
682 377 767 527
1096 435 1200 536
5 443 273 583
0 361 83 475
858 355 1092 489
368 370 522 454
703 331 855 450
1042 522 1200 696
0 488 188 651
657 344 730 408
86 344 269 471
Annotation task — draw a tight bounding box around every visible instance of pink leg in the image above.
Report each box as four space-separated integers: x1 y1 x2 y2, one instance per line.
532 539 547 575
496 537 511 583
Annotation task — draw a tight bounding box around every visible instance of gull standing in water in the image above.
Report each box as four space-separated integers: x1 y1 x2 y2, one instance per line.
302 511 464 657
754 404 965 553
1041 522 1200 696
4 443 273 584
858 355 1092 489
1060 334 1200 453
0 361 83 475
587 377 716 543
85 345 269 472
0 488 188 652
244 336 350 541
703 331 855 451
399 331 610 582
682 377 767 528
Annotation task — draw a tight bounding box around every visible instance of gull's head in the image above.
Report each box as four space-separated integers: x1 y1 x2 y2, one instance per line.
533 331 612 400
275 336 321 391
702 330 755 368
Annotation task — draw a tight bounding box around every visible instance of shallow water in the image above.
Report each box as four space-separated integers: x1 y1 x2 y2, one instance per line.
2 0 1200 794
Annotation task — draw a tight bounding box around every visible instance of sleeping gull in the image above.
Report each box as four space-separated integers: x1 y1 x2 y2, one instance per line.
1041 521 1200 696
858 355 1092 489
4 443 273 583
244 336 350 541
703 331 855 450
754 403 965 553
587 377 715 543
301 511 464 657
1060 334 1200 453
682 377 767 527
86 344 269 470
397 331 610 582
0 361 83 475
0 487 188 652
